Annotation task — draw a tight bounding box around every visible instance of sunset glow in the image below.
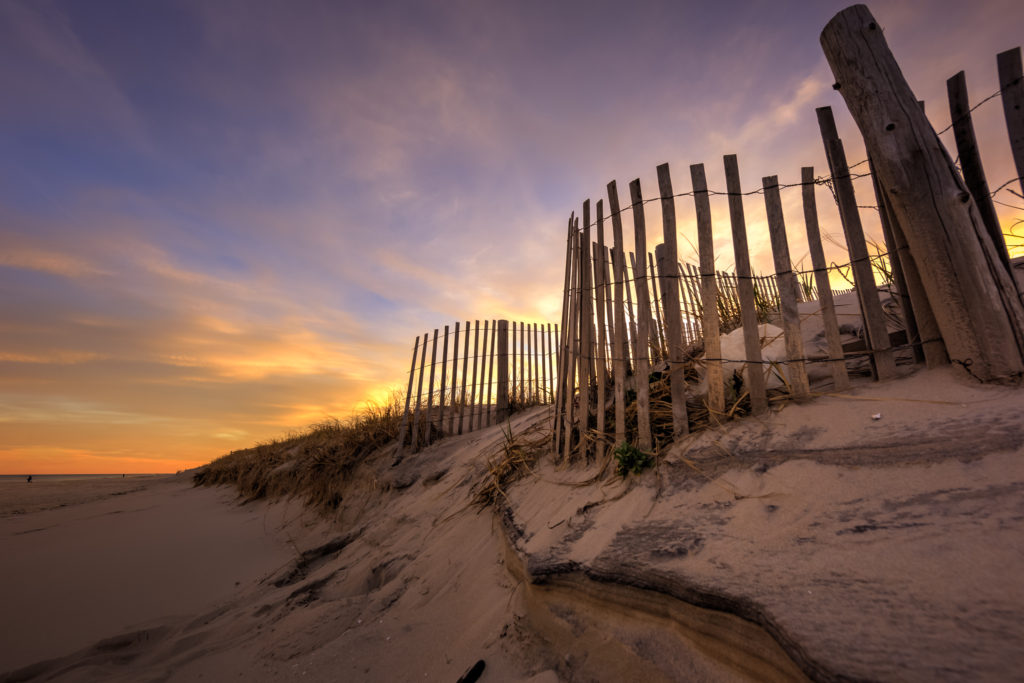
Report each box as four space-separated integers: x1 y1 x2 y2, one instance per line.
2 0 1022 473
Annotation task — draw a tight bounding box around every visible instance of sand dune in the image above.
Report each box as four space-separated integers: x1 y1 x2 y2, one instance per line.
2 365 1024 681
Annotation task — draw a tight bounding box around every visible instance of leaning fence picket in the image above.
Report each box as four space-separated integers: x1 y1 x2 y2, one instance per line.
691 163 725 417
412 330 429 450
629 180 654 451
425 329 439 445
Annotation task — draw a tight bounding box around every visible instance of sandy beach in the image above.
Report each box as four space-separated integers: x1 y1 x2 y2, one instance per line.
2 366 1024 682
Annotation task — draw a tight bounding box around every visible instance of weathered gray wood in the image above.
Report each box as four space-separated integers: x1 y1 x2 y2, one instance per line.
607 181 629 445
438 325 449 435
802 167 851 390
487 320 497 425
396 335 420 450
631 252 661 359
629 179 654 451
449 322 460 434
411 330 429 450
868 158 923 364
691 163 725 415
532 322 540 402
539 322 548 402
602 247 616 369
469 321 480 430
623 251 639 368
817 106 897 380
686 263 704 339
578 201 594 460
676 262 693 346
478 321 489 428
822 6 1024 380
563 226 581 460
648 251 667 359
656 163 689 437
553 215 574 448
592 242 607 455
424 328 439 444
510 322 517 406
723 154 768 414
948 71 1012 273
458 321 470 434
998 48 1024 198
497 320 510 421
763 176 811 398
595 201 610 381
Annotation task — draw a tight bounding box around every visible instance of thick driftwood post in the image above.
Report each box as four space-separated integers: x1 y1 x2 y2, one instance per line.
607 181 629 445
424 329 439 444
656 163 689 436
948 71 1012 273
692 163 725 415
822 5 1024 380
438 325 449 435
629 179 654 451
817 106 897 380
802 168 851 391
397 335 420 449
763 176 810 398
723 155 768 414
997 48 1024 199
496 320 510 421
411 330 429 451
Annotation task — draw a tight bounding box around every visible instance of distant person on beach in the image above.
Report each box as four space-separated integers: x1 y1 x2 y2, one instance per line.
26 475 32 483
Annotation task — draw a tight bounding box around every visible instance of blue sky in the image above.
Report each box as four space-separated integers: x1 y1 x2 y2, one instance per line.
2 0 1022 472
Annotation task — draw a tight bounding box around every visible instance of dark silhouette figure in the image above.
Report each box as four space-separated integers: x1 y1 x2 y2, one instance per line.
26 475 32 483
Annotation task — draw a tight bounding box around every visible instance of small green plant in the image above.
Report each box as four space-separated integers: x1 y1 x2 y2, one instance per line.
614 442 653 477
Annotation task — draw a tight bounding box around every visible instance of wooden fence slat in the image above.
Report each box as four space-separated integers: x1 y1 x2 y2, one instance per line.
691 163 725 416
397 335 420 450
539 322 548 403
602 247 616 371
592 242 607 455
801 167 851 391
656 163 689 437
997 48 1024 199
479 321 490 428
424 328 439 444
449 322 460 434
487 320 497 425
648 251 667 359
631 252 660 360
497 320 510 422
563 225 581 460
628 179 654 451
510 321 517 408
763 175 811 399
723 154 768 415
438 325 449 435
948 70 1012 273
607 181 629 446
553 215 574 448
412 330 429 450
624 250 639 367
469 320 481 431
578 200 594 460
459 321 470 434
816 106 897 380
532 322 540 402
686 263 704 339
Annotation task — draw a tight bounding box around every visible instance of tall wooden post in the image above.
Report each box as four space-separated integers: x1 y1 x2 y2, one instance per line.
397 335 420 449
487 320 497 425
948 71 1012 274
629 180 654 451
563 224 581 459
763 176 811 398
424 329 439 444
449 322 460 434
496 320 510 421
656 163 689 436
802 167 851 391
438 325 449 435
411 330 429 450
592 242 607 455
607 181 629 446
578 201 594 460
997 48 1024 199
469 321 481 431
478 321 489 429
822 6 1024 381
816 106 897 380
723 155 768 414
553 215 574 447
691 163 725 415
459 321 470 434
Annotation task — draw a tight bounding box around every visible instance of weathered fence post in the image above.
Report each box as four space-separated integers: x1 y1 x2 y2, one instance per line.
487 320 497 425
629 180 654 451
822 5 1024 381
449 322 460 434
802 168 851 390
578 200 594 460
562 223 581 460
592 242 608 456
763 176 811 398
553 215 574 448
947 71 1012 274
607 181 629 446
438 325 449 435
816 106 897 380
691 163 725 415
459 321 470 434
424 329 439 444
497 320 510 421
997 47 1024 199
656 163 689 437
478 321 489 429
723 154 768 414
397 335 420 449
411 330 429 450
469 321 481 431
648 252 667 359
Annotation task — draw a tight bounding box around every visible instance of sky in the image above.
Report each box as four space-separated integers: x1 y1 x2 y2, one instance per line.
2 0 1022 474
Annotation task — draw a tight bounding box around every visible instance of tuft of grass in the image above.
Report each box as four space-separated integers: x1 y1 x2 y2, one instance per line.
471 421 549 509
193 392 405 514
613 442 653 477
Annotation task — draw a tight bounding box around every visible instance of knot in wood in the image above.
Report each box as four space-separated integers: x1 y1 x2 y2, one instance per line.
885 122 896 131
958 191 971 203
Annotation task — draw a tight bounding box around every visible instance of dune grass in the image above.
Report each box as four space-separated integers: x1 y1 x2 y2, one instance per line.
193 393 405 514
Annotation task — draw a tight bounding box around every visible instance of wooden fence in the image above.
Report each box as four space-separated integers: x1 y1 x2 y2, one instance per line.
552 34 1024 462
396 320 559 451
